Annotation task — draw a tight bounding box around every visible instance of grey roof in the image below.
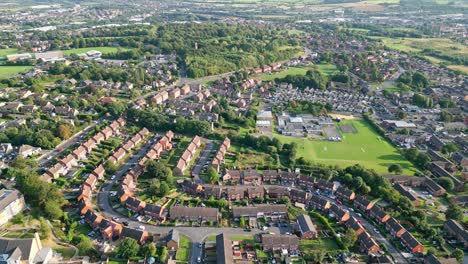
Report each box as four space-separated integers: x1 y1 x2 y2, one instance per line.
296 214 316 234
167 229 179 244
0 234 40 261
216 234 233 264
0 189 23 211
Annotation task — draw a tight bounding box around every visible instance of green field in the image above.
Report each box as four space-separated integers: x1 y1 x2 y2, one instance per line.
274 119 416 174
0 66 33 79
0 48 19 59
257 67 309 81
62 46 130 55
316 63 339 77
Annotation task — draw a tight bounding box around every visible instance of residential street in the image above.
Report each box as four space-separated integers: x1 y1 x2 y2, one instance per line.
191 139 215 184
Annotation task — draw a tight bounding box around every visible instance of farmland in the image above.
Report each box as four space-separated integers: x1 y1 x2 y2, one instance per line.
274 119 416 174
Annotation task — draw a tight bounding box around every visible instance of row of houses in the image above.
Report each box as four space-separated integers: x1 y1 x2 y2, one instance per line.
151 85 191 105
318 185 425 255
108 127 150 164
210 137 230 172
173 135 201 175
41 118 125 182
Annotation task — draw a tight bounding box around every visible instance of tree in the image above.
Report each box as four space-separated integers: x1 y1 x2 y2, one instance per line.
445 204 463 221
351 176 364 190
388 164 403 174
441 143 459 155
239 216 246 228
159 182 170 197
451 248 464 262
76 234 94 255
39 217 50 239
206 167 219 184
158 246 168 262
107 101 127 117
140 242 157 257
58 124 72 139
104 160 119 174
145 160 172 183
342 229 357 248
117 238 140 259
436 177 454 191
44 201 63 219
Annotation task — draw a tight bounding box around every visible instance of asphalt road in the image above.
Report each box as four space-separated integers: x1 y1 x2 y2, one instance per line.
191 140 215 183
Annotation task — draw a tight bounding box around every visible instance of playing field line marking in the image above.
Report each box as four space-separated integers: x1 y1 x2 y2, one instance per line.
361 148 365 152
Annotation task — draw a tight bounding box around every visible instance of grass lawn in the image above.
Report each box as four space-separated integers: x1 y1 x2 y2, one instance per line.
316 63 339 77
0 66 33 79
300 237 341 252
274 119 416 174
257 67 309 81
176 248 189 261
228 235 255 243
61 46 130 56
0 48 19 59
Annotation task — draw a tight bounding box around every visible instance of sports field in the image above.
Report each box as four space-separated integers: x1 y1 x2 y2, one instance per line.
62 46 130 55
274 119 416 174
0 66 33 79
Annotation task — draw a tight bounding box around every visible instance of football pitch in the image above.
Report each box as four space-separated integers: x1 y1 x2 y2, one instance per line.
274 119 416 174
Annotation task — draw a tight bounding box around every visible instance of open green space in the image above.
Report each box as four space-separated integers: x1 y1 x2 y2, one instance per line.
274 119 416 174
62 46 130 55
316 63 339 77
0 66 33 79
257 67 309 81
300 237 341 252
0 48 19 59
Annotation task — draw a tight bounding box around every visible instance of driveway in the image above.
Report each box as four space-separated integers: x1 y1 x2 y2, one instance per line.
191 139 216 183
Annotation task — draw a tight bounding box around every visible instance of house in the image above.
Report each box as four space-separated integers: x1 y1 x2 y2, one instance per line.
329 204 350 222
100 220 123 240
246 186 264 199
316 179 337 192
227 187 245 201
159 136 172 151
130 133 143 146
18 144 41 158
169 88 181 99
0 189 26 226
83 139 97 153
79 199 93 215
82 174 98 190
181 180 203 195
393 184 420 206
263 170 280 183
358 232 380 254
424 176 446 196
222 170 241 184
216 234 234 264
0 144 13 156
424 254 458 264
192 135 201 148
232 204 287 219
180 85 191 95
345 217 365 236
265 186 289 199
204 186 223 199
279 170 298 184
121 227 149 245
242 169 262 185
59 154 77 169
91 164 105 180
444 219 468 248
428 135 445 150
309 194 331 211
296 214 317 239
400 231 424 254
335 186 355 201
385 217 406 238
144 204 165 219
369 205 390 223
169 206 219 222
354 195 375 211
101 127 113 140
84 210 103 229
0 232 53 264
110 148 126 164
261 234 299 251
289 189 310 203
166 229 180 251
126 197 146 213
55 105 78 117
45 164 65 180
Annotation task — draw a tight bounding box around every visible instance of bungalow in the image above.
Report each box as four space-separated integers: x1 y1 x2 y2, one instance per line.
296 214 317 239
121 227 149 245
393 184 420 206
309 194 331 211
335 186 355 201
166 229 180 251
329 204 350 222
358 232 380 254
424 177 446 196
126 197 146 213
354 195 375 211
346 217 365 236
400 231 424 254
386 217 406 238
246 186 264 199
369 205 390 223
169 206 219 223
444 219 468 248
261 234 299 251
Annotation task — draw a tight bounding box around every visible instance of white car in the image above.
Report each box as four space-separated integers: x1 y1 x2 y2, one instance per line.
110 175 116 180
138 225 145 231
